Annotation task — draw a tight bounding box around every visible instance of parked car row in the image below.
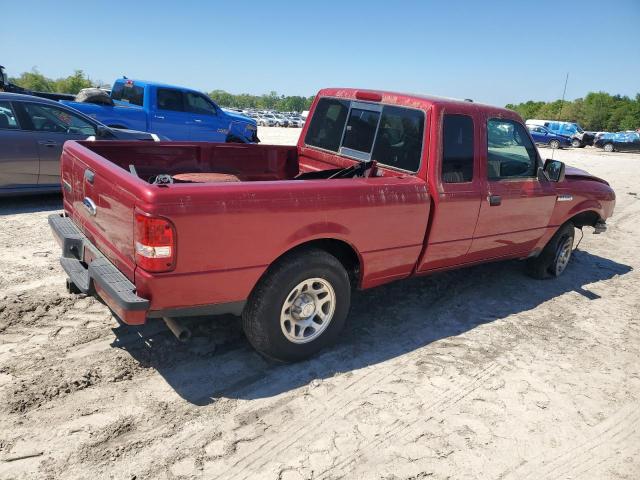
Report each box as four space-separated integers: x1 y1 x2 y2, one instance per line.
525 118 640 153
526 119 594 149
224 108 306 128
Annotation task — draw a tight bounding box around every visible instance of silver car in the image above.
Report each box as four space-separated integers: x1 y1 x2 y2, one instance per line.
0 93 162 196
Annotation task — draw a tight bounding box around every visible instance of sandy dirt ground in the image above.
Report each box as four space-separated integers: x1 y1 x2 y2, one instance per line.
1 128 639 480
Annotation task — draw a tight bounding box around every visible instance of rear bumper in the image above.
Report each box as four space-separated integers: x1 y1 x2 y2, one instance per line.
48 213 149 325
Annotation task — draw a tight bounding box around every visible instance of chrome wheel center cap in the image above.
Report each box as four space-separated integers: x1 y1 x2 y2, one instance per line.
293 294 315 319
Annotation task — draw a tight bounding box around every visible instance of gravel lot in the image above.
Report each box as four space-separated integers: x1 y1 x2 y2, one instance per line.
0 128 638 480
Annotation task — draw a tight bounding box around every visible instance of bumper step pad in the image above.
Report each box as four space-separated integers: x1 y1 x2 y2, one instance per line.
60 257 91 293
49 214 149 312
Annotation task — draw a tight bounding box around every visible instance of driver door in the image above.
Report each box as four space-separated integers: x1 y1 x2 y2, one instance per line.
17 101 96 185
184 91 227 141
467 117 557 261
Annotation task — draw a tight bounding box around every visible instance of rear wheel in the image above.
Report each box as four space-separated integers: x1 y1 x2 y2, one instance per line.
242 249 351 362
603 143 615 152
526 223 575 279
549 139 561 149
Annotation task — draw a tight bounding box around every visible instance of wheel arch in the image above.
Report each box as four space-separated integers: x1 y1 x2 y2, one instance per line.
263 238 363 289
568 209 602 228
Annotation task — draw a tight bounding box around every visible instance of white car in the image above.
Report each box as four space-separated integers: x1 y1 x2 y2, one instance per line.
258 114 277 127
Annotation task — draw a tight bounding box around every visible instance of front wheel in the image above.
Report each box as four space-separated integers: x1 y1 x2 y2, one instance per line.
242 249 351 362
571 138 582 148
526 223 575 279
603 143 615 152
549 139 561 149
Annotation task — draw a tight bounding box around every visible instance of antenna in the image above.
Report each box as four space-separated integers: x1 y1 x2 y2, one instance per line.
552 72 569 160
558 72 569 120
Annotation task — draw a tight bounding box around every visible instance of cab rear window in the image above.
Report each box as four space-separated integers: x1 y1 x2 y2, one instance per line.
305 97 424 172
111 82 144 106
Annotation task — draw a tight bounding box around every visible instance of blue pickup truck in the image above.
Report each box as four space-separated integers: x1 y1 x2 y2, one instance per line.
60 78 258 142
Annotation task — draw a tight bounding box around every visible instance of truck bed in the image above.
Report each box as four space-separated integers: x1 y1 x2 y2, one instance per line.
84 141 300 182
59 141 430 317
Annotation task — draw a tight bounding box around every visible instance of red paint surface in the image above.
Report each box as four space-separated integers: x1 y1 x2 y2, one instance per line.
58 88 616 324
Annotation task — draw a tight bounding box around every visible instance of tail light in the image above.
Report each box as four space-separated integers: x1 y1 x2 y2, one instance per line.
134 213 176 272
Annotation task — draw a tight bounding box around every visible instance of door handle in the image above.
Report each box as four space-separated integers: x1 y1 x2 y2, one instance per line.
38 140 59 147
193 119 202 123
488 195 502 206
154 115 165 120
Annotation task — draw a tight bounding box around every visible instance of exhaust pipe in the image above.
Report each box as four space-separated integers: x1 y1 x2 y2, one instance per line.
163 317 191 342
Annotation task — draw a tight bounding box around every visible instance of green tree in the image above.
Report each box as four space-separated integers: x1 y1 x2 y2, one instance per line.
53 70 93 94
506 91 640 131
9 68 54 92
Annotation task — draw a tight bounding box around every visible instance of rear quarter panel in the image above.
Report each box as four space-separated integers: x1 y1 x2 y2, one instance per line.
135 176 430 311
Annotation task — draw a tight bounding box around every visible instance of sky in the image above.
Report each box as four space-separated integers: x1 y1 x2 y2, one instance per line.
2 0 639 106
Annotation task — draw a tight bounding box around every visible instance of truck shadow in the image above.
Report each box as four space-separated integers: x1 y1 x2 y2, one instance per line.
112 249 631 405
0 193 62 216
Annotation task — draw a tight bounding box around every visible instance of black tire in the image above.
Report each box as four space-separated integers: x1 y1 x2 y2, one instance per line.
526 223 575 279
571 138 582 148
242 249 351 362
603 143 615 152
75 88 114 106
549 139 561 149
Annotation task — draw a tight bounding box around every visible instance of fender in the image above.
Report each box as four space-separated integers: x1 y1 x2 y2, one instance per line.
566 198 605 219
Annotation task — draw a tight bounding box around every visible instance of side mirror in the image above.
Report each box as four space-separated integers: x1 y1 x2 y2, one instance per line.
543 159 566 182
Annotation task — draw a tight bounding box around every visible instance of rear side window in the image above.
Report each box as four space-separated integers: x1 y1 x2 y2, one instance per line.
441 114 474 183
111 82 144 106
304 98 349 152
157 88 185 112
372 106 424 172
0 101 19 129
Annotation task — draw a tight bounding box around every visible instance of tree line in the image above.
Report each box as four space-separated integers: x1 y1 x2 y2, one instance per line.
506 92 640 132
208 90 314 112
9 69 639 127
10 69 314 112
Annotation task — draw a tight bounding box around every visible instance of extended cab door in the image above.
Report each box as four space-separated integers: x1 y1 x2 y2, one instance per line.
467 117 557 261
184 91 227 142
417 111 482 271
149 87 191 140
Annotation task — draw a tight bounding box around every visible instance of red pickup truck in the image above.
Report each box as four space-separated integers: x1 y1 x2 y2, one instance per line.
49 88 615 362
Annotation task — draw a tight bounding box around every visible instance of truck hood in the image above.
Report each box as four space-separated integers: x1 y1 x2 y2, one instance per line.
224 110 257 126
565 166 610 185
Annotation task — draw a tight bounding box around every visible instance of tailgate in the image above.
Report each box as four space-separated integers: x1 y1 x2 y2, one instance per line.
60 141 141 281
